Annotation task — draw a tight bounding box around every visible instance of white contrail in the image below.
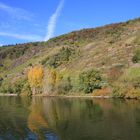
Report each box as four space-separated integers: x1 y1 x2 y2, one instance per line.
44 0 64 41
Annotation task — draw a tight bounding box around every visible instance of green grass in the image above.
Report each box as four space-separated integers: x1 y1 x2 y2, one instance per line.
121 67 140 82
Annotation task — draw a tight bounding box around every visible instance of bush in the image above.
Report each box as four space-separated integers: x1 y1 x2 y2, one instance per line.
0 78 32 95
132 49 140 63
0 82 14 93
93 88 112 96
0 77 3 86
12 79 26 95
131 76 140 88
125 88 140 99
41 47 75 68
79 69 104 93
114 66 140 98
112 84 126 98
47 55 60 68
41 57 50 65
55 77 72 94
21 82 32 96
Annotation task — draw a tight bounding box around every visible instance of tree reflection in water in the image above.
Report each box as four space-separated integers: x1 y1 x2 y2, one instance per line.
0 97 59 140
0 97 140 140
27 97 59 140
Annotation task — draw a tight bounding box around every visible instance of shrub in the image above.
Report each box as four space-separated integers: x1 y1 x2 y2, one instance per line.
0 77 3 86
12 79 29 95
0 78 31 95
125 88 140 99
93 88 112 96
46 68 72 94
0 83 13 94
55 77 72 94
132 49 140 63
112 84 126 98
28 63 33 67
60 47 72 61
41 57 49 65
0 64 4 67
41 47 75 68
117 67 140 97
79 69 104 93
47 55 60 68
120 67 140 83
21 82 32 96
12 81 23 95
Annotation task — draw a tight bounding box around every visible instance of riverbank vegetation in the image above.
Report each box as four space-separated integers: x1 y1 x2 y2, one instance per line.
1 64 140 99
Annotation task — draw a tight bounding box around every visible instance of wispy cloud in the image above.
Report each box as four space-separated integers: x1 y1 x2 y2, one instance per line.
0 2 41 41
44 0 64 41
0 2 33 21
0 31 42 41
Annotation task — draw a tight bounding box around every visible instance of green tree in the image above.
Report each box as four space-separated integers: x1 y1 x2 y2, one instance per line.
79 69 103 93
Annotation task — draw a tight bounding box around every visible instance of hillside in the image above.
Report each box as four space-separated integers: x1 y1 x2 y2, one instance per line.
0 17 140 97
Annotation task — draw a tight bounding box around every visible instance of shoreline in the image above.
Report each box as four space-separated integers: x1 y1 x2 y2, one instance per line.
34 94 112 99
0 93 18 96
0 93 111 98
0 93 139 100
33 94 140 99
27 94 140 100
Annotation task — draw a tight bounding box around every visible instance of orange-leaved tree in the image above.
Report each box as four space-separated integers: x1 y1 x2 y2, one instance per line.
28 66 44 94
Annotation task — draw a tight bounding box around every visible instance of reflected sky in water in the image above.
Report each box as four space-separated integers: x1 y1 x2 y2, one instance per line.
0 96 140 140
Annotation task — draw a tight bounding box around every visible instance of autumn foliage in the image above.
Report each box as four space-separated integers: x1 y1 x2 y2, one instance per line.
49 69 59 85
46 68 60 93
28 66 44 94
93 88 111 96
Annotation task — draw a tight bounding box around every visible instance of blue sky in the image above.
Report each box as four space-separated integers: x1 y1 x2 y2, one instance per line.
0 0 140 45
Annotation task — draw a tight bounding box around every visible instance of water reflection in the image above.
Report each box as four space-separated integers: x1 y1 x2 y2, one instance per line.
27 97 59 140
0 97 29 139
0 97 140 140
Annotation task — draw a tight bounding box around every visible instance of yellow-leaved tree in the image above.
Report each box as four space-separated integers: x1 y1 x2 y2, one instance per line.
46 68 60 93
28 66 44 95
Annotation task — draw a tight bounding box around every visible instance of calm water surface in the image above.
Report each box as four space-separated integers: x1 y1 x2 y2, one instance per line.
0 96 140 140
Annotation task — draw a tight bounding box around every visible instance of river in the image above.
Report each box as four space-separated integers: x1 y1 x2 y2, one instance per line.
0 96 140 140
